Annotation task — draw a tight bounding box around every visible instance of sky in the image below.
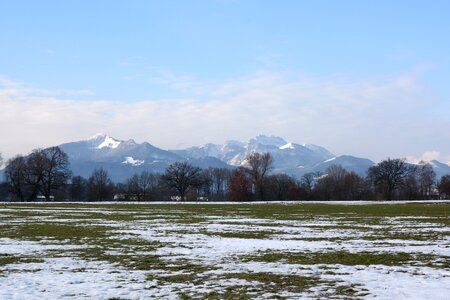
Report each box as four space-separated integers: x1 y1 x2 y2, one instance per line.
0 0 449 163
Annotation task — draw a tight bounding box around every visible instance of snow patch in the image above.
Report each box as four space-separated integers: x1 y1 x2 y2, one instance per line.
122 156 144 166
279 142 295 150
323 157 337 163
0 257 158 299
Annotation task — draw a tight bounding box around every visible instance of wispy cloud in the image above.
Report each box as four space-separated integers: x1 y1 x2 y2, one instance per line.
0 76 95 97
0 69 448 162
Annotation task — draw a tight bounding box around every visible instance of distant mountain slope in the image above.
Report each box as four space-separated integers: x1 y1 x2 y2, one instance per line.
59 134 182 181
429 160 450 179
60 134 180 163
303 155 375 176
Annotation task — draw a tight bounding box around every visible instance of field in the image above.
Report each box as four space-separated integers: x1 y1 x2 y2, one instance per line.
0 202 449 299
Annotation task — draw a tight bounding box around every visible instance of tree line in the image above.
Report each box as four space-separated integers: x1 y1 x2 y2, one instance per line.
1 149 450 201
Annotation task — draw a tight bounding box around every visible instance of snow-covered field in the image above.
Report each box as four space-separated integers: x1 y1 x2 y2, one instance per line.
0 202 448 299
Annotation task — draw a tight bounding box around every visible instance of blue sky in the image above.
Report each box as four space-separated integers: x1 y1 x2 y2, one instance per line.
0 0 449 162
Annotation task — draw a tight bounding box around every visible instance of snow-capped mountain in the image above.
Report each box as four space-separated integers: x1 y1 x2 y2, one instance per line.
59 134 181 181
57 134 233 181
17 133 447 182
60 133 180 163
172 135 374 178
172 135 335 170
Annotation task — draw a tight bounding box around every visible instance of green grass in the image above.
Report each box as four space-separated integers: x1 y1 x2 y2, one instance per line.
224 272 319 293
241 250 450 268
0 223 111 241
0 254 43 266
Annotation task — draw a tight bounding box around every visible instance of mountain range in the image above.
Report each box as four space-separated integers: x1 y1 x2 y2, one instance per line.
52 134 450 182
2 134 450 182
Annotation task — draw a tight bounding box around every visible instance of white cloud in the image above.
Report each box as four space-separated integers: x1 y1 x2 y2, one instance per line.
407 151 450 166
406 151 440 164
0 69 449 162
421 151 441 162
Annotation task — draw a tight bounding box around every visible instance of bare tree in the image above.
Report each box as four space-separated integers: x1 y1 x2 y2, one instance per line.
196 169 213 200
343 172 367 200
25 149 47 201
243 152 273 201
139 171 159 201
314 166 369 200
315 166 345 200
4 155 27 201
438 174 450 199
87 168 114 201
401 165 421 200
417 162 436 199
300 172 316 194
126 171 159 201
368 158 408 200
39 147 71 201
327 165 348 199
208 168 231 201
229 167 252 201
161 162 202 200
70 176 88 201
126 174 141 200
268 174 296 200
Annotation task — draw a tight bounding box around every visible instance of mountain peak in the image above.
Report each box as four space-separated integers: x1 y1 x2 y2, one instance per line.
84 133 122 149
97 136 121 149
124 139 137 145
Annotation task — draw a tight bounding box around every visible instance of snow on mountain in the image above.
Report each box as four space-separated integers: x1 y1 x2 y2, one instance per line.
56 134 341 181
302 144 335 159
85 133 118 147
280 142 295 150
122 157 144 166
305 155 375 176
46 134 449 182
97 136 121 149
59 135 182 181
173 135 336 175
171 141 245 166
323 157 337 163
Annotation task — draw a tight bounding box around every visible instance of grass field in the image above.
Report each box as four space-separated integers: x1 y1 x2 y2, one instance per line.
0 202 449 299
